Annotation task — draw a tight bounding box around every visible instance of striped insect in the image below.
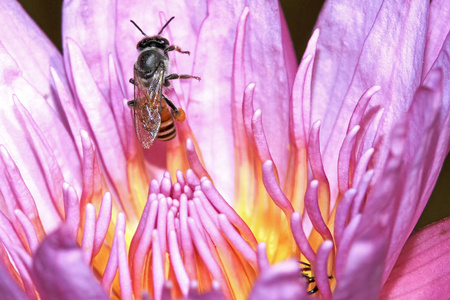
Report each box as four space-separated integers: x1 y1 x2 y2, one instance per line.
128 17 200 148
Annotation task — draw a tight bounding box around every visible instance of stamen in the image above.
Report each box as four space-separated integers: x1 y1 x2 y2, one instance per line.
290 212 316 263
351 170 374 218
261 160 294 218
335 214 361 280
314 240 333 300
152 230 164 300
0 144 44 241
304 180 333 241
201 179 257 248
218 214 257 266
14 96 65 217
14 209 39 253
117 229 132 300
63 183 80 240
179 195 196 280
187 218 231 299
81 203 96 263
256 243 269 272
333 189 357 248
337 125 360 194
92 192 112 257
168 230 189 296
352 148 374 187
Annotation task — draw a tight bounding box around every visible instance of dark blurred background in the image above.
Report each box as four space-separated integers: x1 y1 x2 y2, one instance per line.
17 0 448 231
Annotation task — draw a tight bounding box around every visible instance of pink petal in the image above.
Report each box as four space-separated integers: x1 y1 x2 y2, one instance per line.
422 0 450 79
380 217 450 299
62 0 118 97
32 226 108 299
318 0 429 201
0 0 67 110
189 1 295 199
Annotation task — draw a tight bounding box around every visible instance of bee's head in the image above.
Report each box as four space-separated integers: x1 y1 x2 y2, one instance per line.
136 36 169 51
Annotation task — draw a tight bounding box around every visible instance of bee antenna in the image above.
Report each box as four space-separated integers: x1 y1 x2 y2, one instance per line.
130 20 147 36
158 16 175 35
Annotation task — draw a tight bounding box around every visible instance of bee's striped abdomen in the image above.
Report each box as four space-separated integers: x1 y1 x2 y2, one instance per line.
157 106 176 141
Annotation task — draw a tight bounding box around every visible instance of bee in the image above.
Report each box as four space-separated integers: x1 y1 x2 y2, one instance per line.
299 261 333 294
128 17 200 149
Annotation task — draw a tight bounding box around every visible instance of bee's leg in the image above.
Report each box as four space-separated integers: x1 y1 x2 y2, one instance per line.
162 94 185 122
165 45 190 55
164 74 201 86
127 100 136 107
129 78 136 85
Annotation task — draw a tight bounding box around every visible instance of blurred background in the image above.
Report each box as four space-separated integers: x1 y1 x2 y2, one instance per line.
17 0 449 230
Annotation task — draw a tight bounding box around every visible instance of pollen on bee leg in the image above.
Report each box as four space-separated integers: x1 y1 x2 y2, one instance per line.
173 107 185 122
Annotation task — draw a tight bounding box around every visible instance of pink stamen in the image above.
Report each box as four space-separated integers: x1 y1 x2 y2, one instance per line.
63 183 80 240
49 67 83 155
80 130 104 210
304 180 333 242
186 139 209 179
14 209 39 254
252 109 275 165
337 125 360 194
0 146 42 233
179 195 196 280
14 96 65 217
351 171 374 219
333 189 357 248
81 203 96 263
187 218 231 299
117 230 132 300
356 108 384 162
157 197 168 257
352 148 374 188
218 214 257 267
261 160 295 218
290 212 316 263
194 190 220 227
152 230 164 300
256 243 269 272
347 86 381 134
201 179 258 248
335 214 361 280
308 121 330 186
176 170 186 187
93 192 112 257
168 230 190 296
314 240 333 300
172 182 182 200
186 169 200 188
131 201 158 296
242 83 256 143
161 173 172 197
107 54 127 154
149 179 160 195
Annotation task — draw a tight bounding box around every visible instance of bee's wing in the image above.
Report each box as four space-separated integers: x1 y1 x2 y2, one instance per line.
132 65 165 149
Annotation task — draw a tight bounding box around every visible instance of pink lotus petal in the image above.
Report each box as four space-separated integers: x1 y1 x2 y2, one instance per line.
0 0 67 110
380 217 450 299
62 0 118 97
423 0 450 79
249 260 308 300
92 192 112 257
32 226 108 299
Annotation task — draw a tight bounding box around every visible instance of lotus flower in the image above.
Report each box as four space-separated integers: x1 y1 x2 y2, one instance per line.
0 0 449 299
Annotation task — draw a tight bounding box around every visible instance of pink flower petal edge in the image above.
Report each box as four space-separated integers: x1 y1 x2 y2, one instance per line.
380 217 450 299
